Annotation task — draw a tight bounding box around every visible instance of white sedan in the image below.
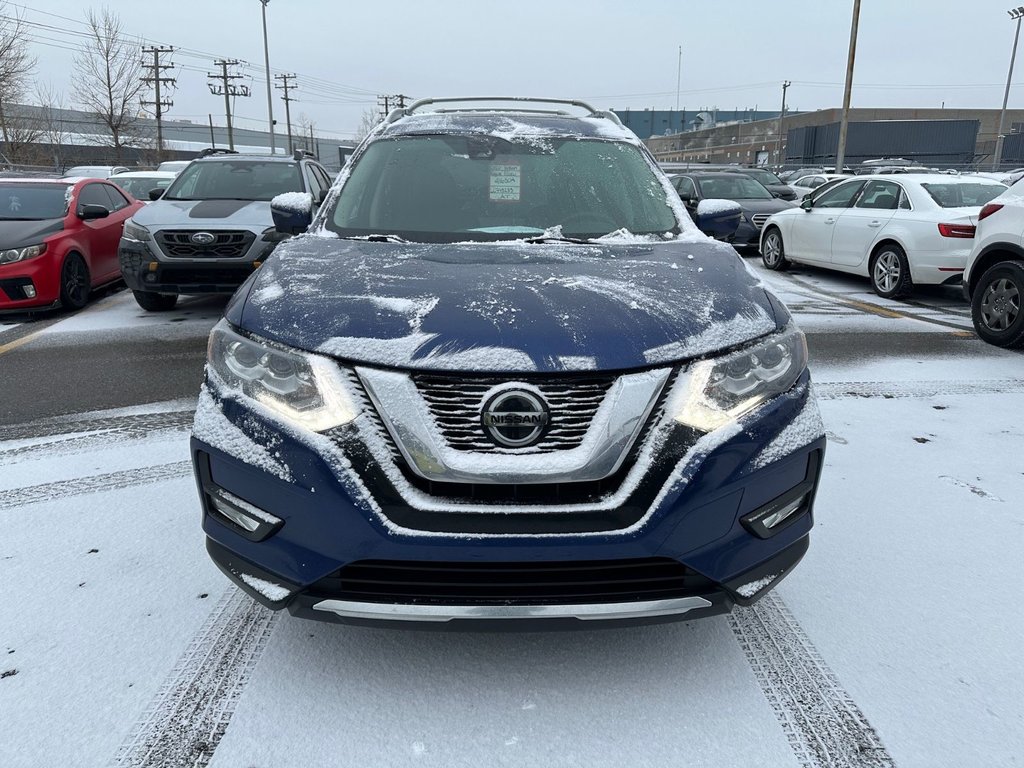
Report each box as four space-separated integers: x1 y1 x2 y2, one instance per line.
759 174 1007 299
788 173 851 200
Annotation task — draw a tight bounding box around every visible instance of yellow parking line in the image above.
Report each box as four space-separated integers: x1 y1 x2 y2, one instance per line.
835 296 905 319
0 328 46 357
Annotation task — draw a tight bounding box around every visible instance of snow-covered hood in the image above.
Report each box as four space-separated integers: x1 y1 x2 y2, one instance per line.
232 237 782 373
130 198 272 229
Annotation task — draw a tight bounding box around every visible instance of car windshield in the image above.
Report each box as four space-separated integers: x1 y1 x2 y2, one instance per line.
163 160 303 201
0 184 69 220
921 183 1005 208
696 176 773 200
740 168 784 186
63 167 108 177
111 176 174 199
327 135 679 242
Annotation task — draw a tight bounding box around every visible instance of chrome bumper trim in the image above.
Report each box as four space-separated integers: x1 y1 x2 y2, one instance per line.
311 595 713 622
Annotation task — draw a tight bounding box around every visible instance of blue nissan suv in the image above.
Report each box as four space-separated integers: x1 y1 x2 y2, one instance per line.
191 97 826 629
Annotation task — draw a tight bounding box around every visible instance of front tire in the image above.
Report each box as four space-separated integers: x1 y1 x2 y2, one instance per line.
971 260 1024 348
761 228 789 271
60 253 91 310
133 290 179 312
870 244 913 299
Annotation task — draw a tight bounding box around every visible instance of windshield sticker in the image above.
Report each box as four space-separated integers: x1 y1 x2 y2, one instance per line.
489 162 521 202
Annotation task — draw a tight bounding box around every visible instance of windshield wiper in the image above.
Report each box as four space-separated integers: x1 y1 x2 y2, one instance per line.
523 234 592 244
341 234 410 243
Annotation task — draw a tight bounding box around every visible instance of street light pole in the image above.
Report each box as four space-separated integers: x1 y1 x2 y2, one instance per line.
994 7 1024 171
774 80 791 169
835 0 861 173
260 0 276 155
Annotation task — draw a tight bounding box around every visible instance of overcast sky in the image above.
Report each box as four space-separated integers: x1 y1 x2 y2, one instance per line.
13 0 1024 139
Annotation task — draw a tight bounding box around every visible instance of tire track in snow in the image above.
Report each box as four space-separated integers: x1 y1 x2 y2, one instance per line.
0 409 194 443
730 593 896 768
112 588 279 768
0 414 193 464
815 379 1024 400
0 461 192 510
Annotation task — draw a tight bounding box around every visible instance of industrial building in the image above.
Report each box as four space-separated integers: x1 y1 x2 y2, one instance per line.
0 103 357 172
645 107 1024 169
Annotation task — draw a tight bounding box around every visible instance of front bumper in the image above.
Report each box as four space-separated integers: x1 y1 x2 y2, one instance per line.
729 221 762 248
119 238 270 294
0 253 62 310
191 373 825 629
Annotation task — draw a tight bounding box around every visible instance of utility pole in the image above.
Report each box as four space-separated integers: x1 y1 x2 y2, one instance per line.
207 60 250 150
141 46 176 162
274 73 297 153
994 7 1024 171
378 94 408 119
835 0 861 173
259 0 276 154
774 80 791 169
675 45 682 112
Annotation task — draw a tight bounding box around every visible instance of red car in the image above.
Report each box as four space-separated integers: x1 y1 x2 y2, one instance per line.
0 177 143 311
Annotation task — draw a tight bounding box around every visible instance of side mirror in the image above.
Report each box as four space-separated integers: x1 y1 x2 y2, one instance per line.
695 199 742 239
270 192 314 236
78 204 110 220
149 188 165 201
800 198 813 211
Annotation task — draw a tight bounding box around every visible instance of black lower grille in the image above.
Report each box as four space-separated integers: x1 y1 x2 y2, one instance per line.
158 266 254 286
308 558 714 605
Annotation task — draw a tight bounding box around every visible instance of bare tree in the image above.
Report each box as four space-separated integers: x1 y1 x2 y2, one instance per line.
73 8 146 161
0 1 37 162
355 108 379 141
298 112 316 153
35 82 71 170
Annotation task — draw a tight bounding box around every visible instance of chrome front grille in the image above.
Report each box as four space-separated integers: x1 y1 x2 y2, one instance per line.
155 230 256 258
413 373 615 453
751 214 770 229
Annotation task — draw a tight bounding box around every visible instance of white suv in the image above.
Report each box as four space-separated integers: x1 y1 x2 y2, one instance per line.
963 183 1024 348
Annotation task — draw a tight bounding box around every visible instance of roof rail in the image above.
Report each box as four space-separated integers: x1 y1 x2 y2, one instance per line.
198 147 239 158
386 97 623 127
293 148 317 161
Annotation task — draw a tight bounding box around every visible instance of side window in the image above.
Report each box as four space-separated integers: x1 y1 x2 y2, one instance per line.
78 183 111 211
101 184 130 211
855 180 901 210
810 176 826 188
898 188 912 210
312 165 332 191
303 163 326 201
814 181 865 209
674 176 696 199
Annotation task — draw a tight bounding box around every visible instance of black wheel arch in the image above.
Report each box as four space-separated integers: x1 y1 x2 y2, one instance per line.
967 242 1024 298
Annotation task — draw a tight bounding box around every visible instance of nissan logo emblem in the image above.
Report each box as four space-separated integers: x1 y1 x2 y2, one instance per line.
191 231 216 245
481 389 550 448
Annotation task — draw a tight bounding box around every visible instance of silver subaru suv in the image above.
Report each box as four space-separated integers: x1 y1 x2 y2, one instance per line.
118 149 332 311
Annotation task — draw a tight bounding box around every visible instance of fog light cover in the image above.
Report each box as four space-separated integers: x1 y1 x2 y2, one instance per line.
23 285 36 298
208 489 282 541
741 490 809 539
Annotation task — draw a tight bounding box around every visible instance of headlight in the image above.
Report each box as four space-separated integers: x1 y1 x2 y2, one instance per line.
0 243 47 264
261 226 290 243
123 220 151 241
672 325 807 432
207 321 358 432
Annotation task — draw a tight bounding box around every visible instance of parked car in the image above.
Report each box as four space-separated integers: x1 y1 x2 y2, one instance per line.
109 171 178 203
724 167 797 201
0 177 143 311
759 174 1007 299
670 171 796 250
156 160 191 174
61 165 130 179
789 173 852 200
191 96 825 629
962 182 1024 348
118 150 333 311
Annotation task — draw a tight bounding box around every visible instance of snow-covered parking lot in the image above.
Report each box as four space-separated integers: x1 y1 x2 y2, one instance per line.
1 263 1022 768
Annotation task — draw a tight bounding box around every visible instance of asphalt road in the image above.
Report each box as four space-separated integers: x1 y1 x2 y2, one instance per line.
0 264 1016 427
